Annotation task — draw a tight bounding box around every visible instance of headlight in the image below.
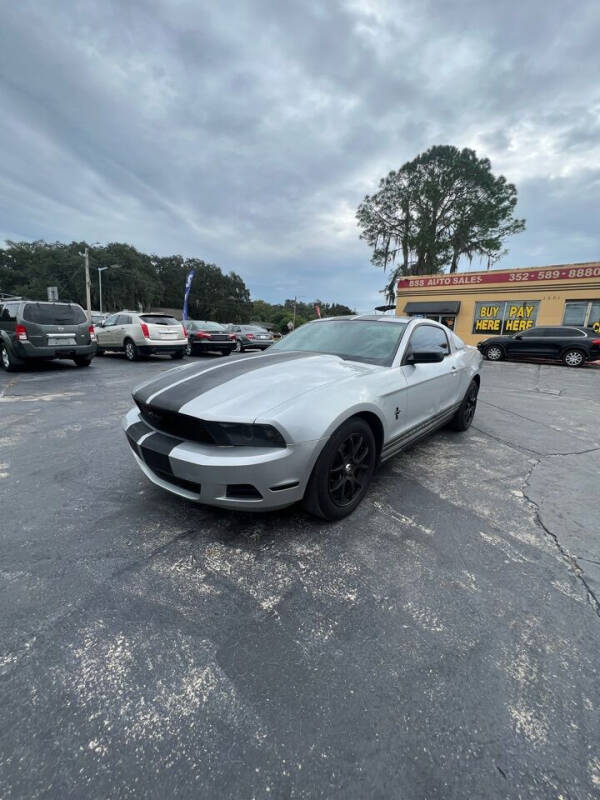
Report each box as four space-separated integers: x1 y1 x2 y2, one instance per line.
205 421 286 448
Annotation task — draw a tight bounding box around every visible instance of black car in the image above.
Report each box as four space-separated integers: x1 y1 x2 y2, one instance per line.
478 326 600 368
227 324 274 352
185 320 236 357
0 300 97 371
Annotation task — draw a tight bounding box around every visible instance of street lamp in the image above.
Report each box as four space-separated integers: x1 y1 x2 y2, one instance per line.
97 264 120 314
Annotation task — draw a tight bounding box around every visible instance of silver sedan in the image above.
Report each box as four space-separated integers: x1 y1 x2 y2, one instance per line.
122 315 482 520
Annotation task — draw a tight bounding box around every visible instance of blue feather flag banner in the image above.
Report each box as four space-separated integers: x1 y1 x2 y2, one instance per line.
182 269 195 320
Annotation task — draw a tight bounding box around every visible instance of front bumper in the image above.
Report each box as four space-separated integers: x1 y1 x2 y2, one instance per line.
122 407 323 511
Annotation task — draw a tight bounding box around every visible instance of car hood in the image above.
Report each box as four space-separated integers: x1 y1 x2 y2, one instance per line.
133 351 380 421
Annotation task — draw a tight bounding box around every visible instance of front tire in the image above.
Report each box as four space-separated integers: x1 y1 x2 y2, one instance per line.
449 380 479 431
124 339 138 361
303 417 376 521
0 343 22 372
562 349 585 368
485 345 504 361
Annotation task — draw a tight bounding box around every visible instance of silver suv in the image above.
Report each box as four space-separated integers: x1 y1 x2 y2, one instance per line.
96 312 187 361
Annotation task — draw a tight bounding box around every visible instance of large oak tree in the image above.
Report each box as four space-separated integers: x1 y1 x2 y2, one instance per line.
356 145 526 301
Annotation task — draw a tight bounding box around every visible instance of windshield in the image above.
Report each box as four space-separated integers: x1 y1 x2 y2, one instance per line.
23 303 87 325
189 321 225 331
139 315 179 326
270 319 407 365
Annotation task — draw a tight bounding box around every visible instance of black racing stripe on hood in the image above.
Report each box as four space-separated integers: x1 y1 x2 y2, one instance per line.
138 351 313 413
133 358 232 406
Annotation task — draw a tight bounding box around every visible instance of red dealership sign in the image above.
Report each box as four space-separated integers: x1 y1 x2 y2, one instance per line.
398 265 600 290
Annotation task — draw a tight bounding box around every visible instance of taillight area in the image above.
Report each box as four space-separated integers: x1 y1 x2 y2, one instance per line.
182 326 187 337
89 324 96 342
246 333 254 339
15 324 28 341
195 331 211 339
228 333 236 340
140 322 150 338
592 339 600 345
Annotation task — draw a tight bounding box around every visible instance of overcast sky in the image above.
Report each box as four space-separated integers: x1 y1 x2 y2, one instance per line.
1 0 599 311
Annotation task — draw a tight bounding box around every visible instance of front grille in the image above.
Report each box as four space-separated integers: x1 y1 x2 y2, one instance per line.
136 401 216 444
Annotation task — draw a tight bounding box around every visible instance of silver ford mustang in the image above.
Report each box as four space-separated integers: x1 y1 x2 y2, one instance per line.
123 315 482 520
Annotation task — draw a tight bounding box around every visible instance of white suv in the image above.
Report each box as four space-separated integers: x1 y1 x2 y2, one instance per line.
96 312 187 361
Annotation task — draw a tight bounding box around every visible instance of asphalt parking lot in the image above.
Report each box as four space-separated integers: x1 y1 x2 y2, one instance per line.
1 353 599 799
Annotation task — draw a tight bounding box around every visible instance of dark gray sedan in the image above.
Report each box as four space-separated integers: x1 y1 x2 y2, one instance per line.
227 324 274 352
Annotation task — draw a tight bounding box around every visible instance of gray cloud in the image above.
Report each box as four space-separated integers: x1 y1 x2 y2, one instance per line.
1 0 599 310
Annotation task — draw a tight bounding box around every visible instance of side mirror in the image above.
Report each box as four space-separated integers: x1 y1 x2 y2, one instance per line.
405 347 445 364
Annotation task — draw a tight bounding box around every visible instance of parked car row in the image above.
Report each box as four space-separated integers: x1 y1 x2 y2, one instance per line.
0 299 277 371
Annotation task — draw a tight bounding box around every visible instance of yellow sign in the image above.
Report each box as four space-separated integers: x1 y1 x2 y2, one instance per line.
472 300 540 335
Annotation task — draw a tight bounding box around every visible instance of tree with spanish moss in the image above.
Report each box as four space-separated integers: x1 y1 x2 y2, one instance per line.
356 145 526 302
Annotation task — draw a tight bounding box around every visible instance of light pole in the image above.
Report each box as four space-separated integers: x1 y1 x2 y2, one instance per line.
97 264 120 314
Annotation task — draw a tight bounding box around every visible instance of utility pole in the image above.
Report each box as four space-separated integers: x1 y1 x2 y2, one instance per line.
293 295 297 329
79 247 92 321
97 264 120 315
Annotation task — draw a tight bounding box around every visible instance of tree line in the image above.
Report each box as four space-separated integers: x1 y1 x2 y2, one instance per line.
0 240 354 331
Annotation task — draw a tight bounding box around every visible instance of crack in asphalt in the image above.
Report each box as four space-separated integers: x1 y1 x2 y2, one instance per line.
471 422 600 618
522 473 600 619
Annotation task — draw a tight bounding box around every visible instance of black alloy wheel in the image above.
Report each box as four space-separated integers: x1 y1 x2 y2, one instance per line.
328 432 372 507
185 341 192 356
449 380 479 431
303 417 376 520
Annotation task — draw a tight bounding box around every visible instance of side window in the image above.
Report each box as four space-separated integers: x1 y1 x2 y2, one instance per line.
104 314 118 327
409 325 449 353
519 328 541 338
116 314 131 325
1 303 18 322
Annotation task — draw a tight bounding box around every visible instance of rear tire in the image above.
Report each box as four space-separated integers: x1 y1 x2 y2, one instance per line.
485 345 503 361
185 342 192 356
562 348 585 368
449 380 479 431
124 339 138 361
235 340 243 353
74 356 92 367
303 417 376 521
0 343 22 372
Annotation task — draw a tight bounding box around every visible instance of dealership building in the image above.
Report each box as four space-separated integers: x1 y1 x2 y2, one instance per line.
395 262 600 345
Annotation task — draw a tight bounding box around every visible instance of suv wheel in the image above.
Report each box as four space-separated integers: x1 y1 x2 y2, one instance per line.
0 343 21 372
485 345 503 361
303 417 376 521
124 339 138 361
562 349 585 368
74 356 92 368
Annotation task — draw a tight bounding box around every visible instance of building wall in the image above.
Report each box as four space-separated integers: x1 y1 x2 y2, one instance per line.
395 262 600 345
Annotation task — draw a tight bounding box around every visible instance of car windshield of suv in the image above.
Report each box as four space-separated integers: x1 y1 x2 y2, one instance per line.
189 321 225 331
270 319 408 365
139 315 179 326
23 303 87 325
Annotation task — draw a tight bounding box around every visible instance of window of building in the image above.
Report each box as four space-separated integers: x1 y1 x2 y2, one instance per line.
564 300 600 331
472 300 540 335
